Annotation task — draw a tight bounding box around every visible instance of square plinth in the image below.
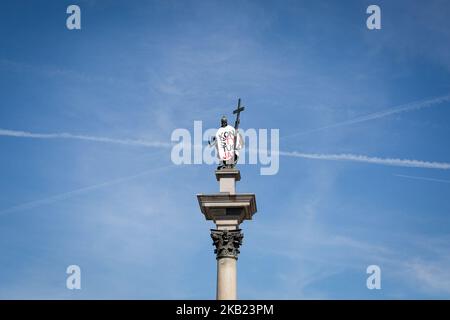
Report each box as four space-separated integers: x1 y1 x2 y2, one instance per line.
215 169 241 181
197 193 257 224
215 169 241 194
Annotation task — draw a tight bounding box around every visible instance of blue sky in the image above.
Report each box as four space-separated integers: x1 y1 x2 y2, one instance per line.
0 0 450 299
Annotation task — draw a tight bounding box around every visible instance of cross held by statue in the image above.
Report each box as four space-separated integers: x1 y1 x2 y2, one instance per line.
233 98 245 131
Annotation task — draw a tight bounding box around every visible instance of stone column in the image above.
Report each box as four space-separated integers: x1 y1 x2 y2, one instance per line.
211 229 243 300
197 168 256 300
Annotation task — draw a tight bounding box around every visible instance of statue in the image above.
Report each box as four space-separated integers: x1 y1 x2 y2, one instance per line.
209 99 245 170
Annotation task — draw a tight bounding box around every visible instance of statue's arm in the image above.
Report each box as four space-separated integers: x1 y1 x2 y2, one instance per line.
208 136 217 147
235 131 244 149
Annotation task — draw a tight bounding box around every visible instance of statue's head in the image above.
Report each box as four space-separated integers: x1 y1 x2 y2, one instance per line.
221 115 228 127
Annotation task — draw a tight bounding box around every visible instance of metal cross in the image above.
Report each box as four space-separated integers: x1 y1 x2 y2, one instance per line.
233 98 245 131
232 98 245 164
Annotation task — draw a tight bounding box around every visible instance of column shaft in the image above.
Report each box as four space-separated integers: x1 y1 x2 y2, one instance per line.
216 257 237 300
210 229 243 300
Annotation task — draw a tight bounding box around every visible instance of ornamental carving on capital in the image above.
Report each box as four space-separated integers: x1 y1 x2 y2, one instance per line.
210 229 244 259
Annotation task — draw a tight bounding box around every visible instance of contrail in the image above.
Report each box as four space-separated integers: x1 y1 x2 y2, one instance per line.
278 150 450 169
282 93 450 140
394 174 450 184
1 151 448 216
0 164 177 216
3 129 450 170
0 128 171 148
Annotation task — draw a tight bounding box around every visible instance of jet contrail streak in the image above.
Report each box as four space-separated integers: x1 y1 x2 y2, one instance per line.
0 128 171 148
3 129 450 171
282 93 450 139
0 164 177 216
394 174 450 184
278 150 450 170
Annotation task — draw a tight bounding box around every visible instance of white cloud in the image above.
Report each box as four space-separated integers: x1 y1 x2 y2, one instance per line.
406 259 450 294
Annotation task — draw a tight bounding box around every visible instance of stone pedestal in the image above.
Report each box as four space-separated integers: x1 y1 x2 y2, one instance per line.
215 169 240 194
197 169 257 300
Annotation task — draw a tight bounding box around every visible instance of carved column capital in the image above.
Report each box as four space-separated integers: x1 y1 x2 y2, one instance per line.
210 229 244 260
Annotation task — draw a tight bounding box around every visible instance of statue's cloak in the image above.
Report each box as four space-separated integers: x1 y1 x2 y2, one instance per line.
215 125 243 161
